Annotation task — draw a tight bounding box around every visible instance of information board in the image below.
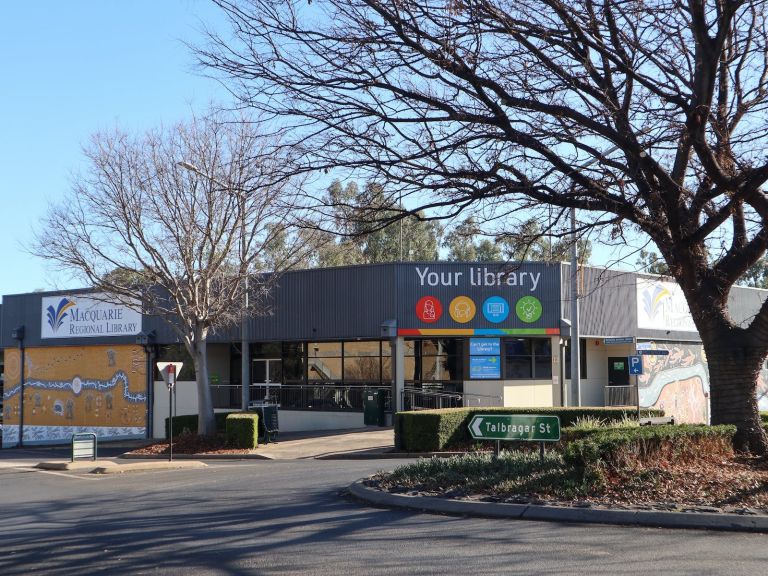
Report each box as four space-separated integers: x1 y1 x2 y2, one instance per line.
469 355 501 379
469 338 501 356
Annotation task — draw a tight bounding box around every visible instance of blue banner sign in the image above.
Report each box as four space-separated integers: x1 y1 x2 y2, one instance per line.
469 338 501 356
470 356 501 379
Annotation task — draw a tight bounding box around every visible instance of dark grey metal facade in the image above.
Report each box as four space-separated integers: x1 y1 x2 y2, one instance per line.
3 262 768 348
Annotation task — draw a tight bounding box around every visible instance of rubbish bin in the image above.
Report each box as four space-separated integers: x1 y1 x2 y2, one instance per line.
363 389 386 426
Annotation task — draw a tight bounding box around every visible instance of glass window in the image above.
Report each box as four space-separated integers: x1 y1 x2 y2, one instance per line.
282 342 305 382
252 342 282 359
504 338 532 379
405 339 464 382
308 357 342 381
565 338 588 379
533 339 552 379
308 342 342 357
344 356 381 381
381 357 392 381
505 357 533 378
344 341 381 356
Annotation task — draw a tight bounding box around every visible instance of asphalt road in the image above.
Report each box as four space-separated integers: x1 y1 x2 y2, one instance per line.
0 454 766 575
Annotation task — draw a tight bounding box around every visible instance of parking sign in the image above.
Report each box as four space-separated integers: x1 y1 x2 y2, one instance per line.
628 355 643 375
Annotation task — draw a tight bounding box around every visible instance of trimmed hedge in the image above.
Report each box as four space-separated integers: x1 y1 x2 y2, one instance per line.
225 413 259 448
164 412 231 438
395 407 664 452
563 424 736 470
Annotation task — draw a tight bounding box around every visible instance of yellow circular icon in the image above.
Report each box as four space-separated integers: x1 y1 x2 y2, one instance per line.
449 296 476 323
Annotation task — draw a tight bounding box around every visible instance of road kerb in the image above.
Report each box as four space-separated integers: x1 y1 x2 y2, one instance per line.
349 480 768 533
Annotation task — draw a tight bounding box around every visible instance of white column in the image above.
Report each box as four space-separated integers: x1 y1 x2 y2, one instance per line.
392 336 405 412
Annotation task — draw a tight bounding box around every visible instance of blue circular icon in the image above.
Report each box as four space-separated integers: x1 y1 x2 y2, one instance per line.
482 296 509 323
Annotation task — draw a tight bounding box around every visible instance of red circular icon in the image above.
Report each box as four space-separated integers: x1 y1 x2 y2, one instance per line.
416 296 443 323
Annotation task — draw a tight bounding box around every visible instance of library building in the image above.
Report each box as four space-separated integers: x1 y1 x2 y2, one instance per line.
2 261 768 447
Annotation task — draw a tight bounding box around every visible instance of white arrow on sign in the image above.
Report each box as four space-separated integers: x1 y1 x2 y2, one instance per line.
471 417 484 437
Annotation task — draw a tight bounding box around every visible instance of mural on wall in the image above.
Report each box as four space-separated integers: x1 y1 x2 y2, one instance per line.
2 345 146 447
638 342 768 423
638 343 709 423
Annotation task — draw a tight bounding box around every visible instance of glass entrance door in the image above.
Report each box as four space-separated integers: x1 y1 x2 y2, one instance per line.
252 358 282 403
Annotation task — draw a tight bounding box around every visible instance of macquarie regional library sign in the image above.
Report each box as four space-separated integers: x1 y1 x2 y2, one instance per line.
41 294 142 339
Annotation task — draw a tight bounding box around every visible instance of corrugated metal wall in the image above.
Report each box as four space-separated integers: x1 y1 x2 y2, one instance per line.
561 264 638 338
4 263 768 347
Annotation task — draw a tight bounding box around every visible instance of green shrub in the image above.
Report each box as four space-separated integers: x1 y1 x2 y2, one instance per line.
562 424 736 472
164 412 231 438
225 413 259 448
395 407 664 452
761 412 768 425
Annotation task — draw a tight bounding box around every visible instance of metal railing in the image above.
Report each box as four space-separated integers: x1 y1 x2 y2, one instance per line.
461 392 504 407
604 385 638 407
211 383 505 411
251 384 392 412
402 387 463 410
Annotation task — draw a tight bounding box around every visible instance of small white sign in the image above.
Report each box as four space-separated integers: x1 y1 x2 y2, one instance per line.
157 362 184 387
41 294 142 339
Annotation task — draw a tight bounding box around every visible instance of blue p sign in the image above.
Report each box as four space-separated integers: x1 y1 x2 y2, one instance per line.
629 355 643 375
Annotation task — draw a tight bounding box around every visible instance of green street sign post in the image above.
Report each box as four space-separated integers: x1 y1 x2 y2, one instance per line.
468 414 561 460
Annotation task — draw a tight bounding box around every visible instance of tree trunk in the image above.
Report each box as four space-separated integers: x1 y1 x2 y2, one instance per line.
189 337 216 437
702 334 768 455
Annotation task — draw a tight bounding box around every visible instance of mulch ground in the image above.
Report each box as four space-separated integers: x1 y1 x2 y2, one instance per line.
591 456 768 510
129 433 258 456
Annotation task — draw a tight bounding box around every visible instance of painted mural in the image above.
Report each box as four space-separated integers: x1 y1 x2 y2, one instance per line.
638 342 768 423
2 345 146 447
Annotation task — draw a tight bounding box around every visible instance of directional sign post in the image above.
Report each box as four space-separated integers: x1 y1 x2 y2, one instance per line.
156 362 183 462
468 414 561 461
628 355 643 420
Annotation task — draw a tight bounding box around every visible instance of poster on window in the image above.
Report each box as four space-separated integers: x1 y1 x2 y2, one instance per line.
469 338 500 356
469 356 501 379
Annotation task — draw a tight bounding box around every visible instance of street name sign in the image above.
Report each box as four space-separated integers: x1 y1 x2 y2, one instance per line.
604 336 635 345
636 349 669 356
468 414 561 442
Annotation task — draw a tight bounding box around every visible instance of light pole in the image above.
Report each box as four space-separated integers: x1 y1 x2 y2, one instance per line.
177 161 251 412
12 325 25 447
570 207 580 407
568 142 626 406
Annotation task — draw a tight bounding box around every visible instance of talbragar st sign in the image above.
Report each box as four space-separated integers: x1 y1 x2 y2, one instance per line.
469 414 561 442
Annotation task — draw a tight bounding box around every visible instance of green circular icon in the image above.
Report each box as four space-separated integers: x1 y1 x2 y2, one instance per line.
515 296 543 323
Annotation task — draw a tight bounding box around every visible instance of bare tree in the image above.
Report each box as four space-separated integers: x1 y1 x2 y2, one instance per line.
197 0 768 452
35 112 308 436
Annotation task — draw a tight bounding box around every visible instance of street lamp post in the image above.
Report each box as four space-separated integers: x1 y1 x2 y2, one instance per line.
567 142 627 407
570 208 580 407
12 325 25 447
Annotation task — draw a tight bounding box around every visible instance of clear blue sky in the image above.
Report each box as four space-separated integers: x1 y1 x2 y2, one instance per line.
0 1 642 301
0 0 231 296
